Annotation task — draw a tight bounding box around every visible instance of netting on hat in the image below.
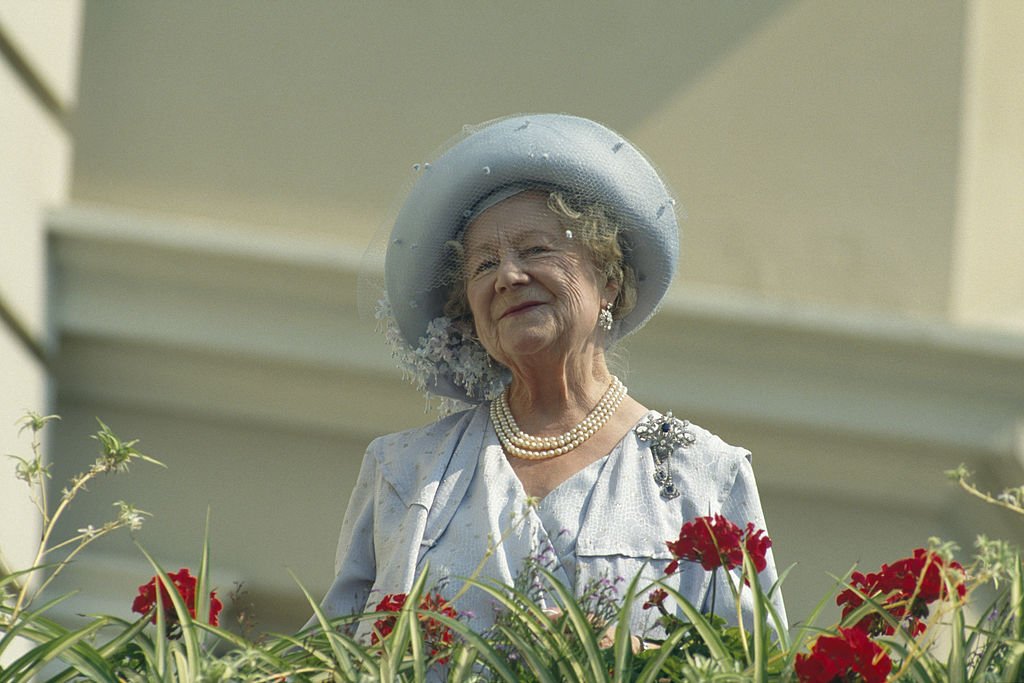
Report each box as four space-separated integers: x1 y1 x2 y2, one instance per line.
358 114 681 408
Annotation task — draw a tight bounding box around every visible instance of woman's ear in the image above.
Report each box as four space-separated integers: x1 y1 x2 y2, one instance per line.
604 276 620 308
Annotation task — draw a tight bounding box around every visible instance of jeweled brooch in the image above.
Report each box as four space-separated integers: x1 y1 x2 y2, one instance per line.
634 411 695 500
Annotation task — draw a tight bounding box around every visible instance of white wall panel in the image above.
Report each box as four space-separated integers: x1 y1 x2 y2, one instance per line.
0 61 71 340
0 326 47 574
0 0 83 105
950 0 1024 330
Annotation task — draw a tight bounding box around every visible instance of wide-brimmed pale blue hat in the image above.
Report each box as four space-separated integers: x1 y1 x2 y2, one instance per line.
381 113 681 403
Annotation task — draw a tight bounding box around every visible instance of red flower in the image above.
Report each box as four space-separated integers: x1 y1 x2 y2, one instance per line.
836 548 966 637
642 588 668 611
132 568 223 628
665 514 771 577
795 627 892 683
371 592 458 663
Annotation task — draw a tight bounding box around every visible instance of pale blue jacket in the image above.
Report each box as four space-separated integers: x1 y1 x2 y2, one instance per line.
317 404 787 636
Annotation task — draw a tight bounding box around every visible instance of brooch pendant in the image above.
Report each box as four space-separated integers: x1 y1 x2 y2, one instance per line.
634 411 695 500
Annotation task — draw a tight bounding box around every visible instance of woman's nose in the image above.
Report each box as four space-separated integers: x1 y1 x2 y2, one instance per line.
495 254 529 291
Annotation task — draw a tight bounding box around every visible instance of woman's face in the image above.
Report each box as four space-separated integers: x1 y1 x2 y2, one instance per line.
462 191 614 369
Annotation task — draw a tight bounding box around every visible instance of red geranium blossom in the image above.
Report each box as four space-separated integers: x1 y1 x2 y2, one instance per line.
795 627 892 683
642 588 668 611
665 514 771 576
131 567 223 627
371 592 458 663
836 548 966 637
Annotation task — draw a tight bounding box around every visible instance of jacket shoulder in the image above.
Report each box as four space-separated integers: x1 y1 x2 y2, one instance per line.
685 421 752 464
366 404 485 507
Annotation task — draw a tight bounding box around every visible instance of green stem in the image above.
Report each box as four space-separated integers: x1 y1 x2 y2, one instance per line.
955 476 1024 516
32 525 122 601
10 467 98 621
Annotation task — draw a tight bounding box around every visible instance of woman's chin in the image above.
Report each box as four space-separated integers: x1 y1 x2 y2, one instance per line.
495 334 568 367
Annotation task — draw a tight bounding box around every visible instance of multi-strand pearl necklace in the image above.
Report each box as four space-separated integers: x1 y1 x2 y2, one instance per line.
491 376 627 460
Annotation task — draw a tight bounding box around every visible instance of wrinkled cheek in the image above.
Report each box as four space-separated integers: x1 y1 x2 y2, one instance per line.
560 288 595 328
558 266 599 311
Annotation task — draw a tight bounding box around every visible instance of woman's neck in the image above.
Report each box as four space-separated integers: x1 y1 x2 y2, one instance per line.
503 350 612 436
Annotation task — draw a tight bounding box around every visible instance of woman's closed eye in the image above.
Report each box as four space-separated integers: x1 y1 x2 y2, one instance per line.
520 245 553 258
469 258 498 277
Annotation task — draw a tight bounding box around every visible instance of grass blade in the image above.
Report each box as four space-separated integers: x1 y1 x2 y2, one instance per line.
659 583 732 663
537 566 609 682
612 571 645 683
745 553 768 682
0 619 114 683
290 570 365 679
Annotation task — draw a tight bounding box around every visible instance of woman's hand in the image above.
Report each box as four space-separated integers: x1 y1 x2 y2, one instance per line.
541 608 652 653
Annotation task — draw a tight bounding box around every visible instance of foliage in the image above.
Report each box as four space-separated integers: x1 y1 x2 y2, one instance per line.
1 417 1023 681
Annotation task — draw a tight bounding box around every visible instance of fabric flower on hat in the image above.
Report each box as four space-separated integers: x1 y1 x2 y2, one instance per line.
795 627 892 683
836 547 966 637
131 567 223 628
664 514 771 577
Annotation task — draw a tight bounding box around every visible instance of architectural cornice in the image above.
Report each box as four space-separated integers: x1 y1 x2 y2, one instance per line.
49 203 1024 462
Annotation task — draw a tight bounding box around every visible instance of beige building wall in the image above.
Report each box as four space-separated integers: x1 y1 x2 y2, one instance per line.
4 0 1018 636
951 1 1024 330
0 0 81 578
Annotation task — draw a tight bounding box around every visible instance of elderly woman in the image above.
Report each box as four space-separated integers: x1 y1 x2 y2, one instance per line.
318 114 786 644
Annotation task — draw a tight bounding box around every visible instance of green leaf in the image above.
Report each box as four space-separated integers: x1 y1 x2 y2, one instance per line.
659 582 733 663
289 570 366 679
44 614 150 683
495 621 561 683
0 589 80 660
429 611 520 683
783 569 851 674
536 565 609 682
0 618 114 683
744 552 768 682
765 562 794 652
406 581 426 682
195 508 213 647
947 576 967 683
612 571 645 683
447 642 479 682
634 620 692 683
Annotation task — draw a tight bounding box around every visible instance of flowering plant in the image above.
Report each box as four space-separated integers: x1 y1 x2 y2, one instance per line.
836 547 967 637
0 413 159 628
643 515 785 677
664 513 772 575
131 567 223 630
794 627 893 683
370 591 458 662
3 415 1024 682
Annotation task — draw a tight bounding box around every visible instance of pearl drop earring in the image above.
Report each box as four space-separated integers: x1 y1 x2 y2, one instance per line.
598 302 613 331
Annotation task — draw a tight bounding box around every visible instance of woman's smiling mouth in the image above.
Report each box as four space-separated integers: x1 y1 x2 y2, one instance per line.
500 301 545 320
